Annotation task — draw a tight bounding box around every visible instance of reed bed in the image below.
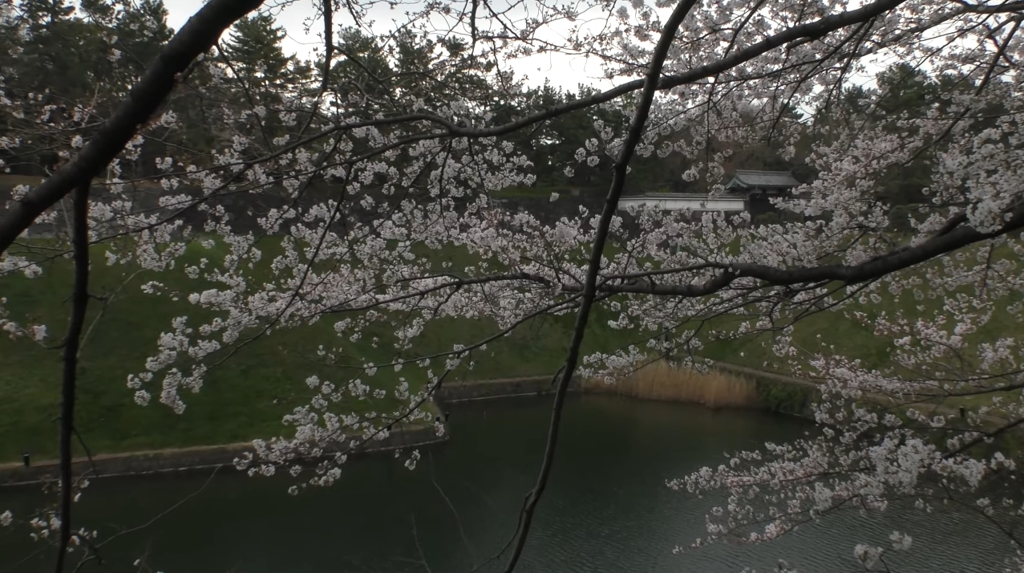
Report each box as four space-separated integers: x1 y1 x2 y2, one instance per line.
579 360 760 408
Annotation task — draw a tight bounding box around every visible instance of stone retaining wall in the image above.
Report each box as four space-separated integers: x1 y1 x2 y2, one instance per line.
0 425 441 486
435 375 570 402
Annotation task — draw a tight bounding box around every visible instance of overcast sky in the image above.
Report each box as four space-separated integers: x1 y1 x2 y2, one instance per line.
163 0 610 91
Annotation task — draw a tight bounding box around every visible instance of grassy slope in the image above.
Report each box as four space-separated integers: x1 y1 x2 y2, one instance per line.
0 239 621 463
700 244 1023 384
0 174 44 189
2 209 1018 462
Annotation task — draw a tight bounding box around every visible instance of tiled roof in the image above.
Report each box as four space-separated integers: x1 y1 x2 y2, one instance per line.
728 170 800 188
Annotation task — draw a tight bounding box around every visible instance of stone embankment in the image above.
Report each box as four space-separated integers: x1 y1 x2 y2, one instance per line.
434 375 562 402
0 425 440 486
0 366 819 486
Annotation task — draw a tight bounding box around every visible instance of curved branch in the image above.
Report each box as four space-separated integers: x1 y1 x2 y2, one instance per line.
727 205 1024 286
0 0 266 254
500 0 702 570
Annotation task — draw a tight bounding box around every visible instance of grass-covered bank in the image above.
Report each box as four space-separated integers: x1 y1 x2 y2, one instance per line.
0 239 622 464
2 228 1020 464
698 239 1024 376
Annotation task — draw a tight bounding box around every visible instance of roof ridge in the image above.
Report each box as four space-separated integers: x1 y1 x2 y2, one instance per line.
728 170 800 188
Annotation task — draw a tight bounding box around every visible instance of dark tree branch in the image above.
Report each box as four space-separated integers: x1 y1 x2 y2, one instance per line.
944 417 1024 459
299 0 342 137
724 204 1024 286
500 0 702 570
957 0 1024 14
575 204 1023 297
54 181 91 573
593 270 738 296
319 200 1024 311
0 0 266 254
322 0 335 82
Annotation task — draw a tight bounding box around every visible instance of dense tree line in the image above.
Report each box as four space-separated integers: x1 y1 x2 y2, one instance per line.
3 0 1000 205
0 1 666 210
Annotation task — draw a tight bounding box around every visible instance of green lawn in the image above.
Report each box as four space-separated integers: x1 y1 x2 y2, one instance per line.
699 243 1024 411
0 238 621 463
0 174 44 189
2 229 1017 463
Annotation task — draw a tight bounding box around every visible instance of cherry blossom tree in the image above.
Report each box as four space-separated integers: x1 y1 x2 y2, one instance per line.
2 0 1024 571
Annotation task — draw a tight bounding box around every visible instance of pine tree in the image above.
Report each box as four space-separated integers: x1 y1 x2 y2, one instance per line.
20 0 74 27
221 13 296 105
3 1 102 174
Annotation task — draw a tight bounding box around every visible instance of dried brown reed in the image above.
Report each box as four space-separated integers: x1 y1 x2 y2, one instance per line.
579 360 760 408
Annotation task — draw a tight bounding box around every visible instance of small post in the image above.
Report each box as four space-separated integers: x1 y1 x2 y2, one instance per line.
22 452 30 467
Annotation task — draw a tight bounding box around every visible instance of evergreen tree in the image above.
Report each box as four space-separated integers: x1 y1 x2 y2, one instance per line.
20 0 73 26
221 13 296 105
2 1 102 174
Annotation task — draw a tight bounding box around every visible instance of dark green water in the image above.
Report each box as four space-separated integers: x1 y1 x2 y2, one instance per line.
0 395 1013 572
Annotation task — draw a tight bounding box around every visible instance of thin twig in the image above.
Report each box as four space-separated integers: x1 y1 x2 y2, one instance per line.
410 514 434 573
427 450 476 567
71 427 98 479
95 465 222 548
